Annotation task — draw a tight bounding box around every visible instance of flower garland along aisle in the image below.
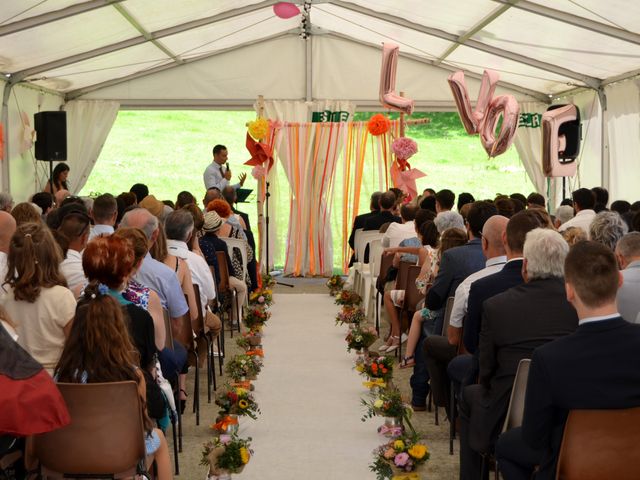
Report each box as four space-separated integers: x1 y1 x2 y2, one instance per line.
329 282 430 480
203 274 275 479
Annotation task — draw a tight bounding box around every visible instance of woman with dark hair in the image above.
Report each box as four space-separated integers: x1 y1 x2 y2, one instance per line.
43 162 70 195
399 226 468 368
54 284 172 479
0 222 76 374
380 220 440 354
175 191 196 210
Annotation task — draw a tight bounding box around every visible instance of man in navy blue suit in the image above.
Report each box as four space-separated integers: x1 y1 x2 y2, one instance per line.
496 241 640 480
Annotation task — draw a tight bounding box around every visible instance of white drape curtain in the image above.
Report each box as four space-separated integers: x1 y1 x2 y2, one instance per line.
259 100 355 276
605 79 640 202
63 100 119 194
514 102 548 196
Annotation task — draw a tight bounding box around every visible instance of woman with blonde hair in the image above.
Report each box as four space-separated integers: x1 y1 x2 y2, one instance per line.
0 222 76 374
54 283 172 479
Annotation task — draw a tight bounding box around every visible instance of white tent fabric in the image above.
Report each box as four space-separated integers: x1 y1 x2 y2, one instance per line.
2 1 640 201
63 100 120 195
513 102 548 196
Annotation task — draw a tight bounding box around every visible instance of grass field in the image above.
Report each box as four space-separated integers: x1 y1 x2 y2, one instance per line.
80 111 533 269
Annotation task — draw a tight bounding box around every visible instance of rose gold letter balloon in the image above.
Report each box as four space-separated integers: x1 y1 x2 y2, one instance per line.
480 95 520 157
447 69 499 134
542 104 580 177
379 42 415 115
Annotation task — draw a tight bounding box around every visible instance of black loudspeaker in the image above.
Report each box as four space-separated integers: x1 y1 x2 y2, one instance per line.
34 111 67 161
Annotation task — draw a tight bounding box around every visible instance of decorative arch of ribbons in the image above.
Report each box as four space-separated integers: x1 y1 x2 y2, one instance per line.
251 117 404 277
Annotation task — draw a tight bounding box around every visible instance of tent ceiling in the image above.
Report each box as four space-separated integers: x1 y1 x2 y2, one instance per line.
1 0 640 107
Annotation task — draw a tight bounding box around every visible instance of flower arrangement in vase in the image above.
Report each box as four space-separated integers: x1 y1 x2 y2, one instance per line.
215 385 260 420
249 288 273 308
261 272 276 289
334 289 362 307
243 307 271 331
225 354 262 382
370 434 429 480
201 434 253 479
335 306 366 326
346 324 378 353
361 387 415 437
326 274 345 295
363 356 394 383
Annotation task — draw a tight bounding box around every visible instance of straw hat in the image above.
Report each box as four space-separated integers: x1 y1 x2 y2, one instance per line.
202 211 223 233
138 194 164 218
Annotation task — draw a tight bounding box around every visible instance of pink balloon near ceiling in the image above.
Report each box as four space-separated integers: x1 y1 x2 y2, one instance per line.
273 2 301 19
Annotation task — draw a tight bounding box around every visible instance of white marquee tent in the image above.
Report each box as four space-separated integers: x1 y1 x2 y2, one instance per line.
1 0 640 204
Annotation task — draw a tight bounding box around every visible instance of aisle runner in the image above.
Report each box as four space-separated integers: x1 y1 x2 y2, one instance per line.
240 293 375 479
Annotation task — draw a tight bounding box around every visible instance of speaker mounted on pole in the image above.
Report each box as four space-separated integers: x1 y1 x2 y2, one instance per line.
34 111 67 193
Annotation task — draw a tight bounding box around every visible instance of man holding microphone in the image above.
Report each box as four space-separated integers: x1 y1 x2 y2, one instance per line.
203 144 247 191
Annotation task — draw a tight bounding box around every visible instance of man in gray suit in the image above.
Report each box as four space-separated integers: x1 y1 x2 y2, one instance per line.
615 232 640 323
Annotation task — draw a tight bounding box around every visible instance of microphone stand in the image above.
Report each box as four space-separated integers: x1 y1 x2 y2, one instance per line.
265 181 293 288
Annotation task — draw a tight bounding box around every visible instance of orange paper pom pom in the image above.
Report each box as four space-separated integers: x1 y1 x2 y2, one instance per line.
367 114 390 136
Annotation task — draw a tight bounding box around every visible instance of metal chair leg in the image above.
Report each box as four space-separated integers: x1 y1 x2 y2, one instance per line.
435 406 439 426
216 333 224 376
449 380 456 455
171 411 179 475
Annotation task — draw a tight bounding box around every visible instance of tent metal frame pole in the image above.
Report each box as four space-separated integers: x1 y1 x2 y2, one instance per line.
327 32 551 104
597 88 610 191
328 0 601 89
0 0 125 37
1 81 15 192
64 31 299 101
305 36 313 101
10 0 280 82
435 2 515 64
491 0 640 46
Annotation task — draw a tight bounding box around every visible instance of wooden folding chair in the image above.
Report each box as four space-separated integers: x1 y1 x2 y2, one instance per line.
398 264 424 360
556 406 640 480
192 284 217 403
375 252 395 335
216 251 241 337
162 309 180 469
33 382 149 479
172 299 200 426
220 237 249 303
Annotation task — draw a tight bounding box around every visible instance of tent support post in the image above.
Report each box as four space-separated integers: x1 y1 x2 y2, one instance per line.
305 37 312 102
1 80 15 192
597 88 609 192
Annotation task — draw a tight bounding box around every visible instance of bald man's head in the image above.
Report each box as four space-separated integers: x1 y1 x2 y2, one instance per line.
0 211 17 253
481 215 508 257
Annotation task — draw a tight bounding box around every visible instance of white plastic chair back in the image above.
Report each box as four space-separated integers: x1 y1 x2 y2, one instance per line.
369 239 383 278
353 228 365 263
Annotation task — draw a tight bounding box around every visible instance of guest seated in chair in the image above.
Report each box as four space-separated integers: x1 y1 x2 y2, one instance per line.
496 240 640 480
458 229 578 480
54 284 172 479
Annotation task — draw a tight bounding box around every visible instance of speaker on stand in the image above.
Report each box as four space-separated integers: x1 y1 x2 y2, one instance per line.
34 111 67 192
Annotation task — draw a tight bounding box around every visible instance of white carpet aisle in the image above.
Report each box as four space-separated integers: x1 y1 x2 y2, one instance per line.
238 293 377 479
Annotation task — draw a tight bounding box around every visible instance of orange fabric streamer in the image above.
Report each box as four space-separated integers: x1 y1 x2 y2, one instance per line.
211 415 239 431
246 349 264 357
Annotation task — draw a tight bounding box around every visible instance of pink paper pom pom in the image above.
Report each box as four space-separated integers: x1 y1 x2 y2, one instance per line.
392 137 418 160
251 165 267 179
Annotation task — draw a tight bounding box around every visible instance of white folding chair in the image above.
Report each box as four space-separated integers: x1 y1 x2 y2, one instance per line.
220 237 249 306
365 239 383 318
354 231 382 297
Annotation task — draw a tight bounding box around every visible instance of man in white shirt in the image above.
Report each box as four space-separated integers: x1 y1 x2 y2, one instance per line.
558 188 596 237
424 215 508 411
0 212 16 284
57 206 91 297
203 144 247 191
88 193 117 241
382 204 418 247
615 232 640 323
165 209 221 337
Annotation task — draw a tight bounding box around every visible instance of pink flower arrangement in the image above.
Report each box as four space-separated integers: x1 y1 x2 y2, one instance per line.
251 165 267 179
394 452 410 467
392 137 418 160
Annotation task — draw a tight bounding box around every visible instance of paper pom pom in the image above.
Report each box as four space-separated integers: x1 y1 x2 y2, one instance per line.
248 117 269 140
251 165 267 179
392 137 418 160
367 114 391 136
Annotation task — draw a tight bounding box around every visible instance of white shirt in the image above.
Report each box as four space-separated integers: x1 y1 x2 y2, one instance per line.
558 209 596 238
578 312 620 326
449 255 508 328
88 224 114 241
0 252 7 289
382 221 416 248
60 249 87 293
203 162 240 191
166 239 216 311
